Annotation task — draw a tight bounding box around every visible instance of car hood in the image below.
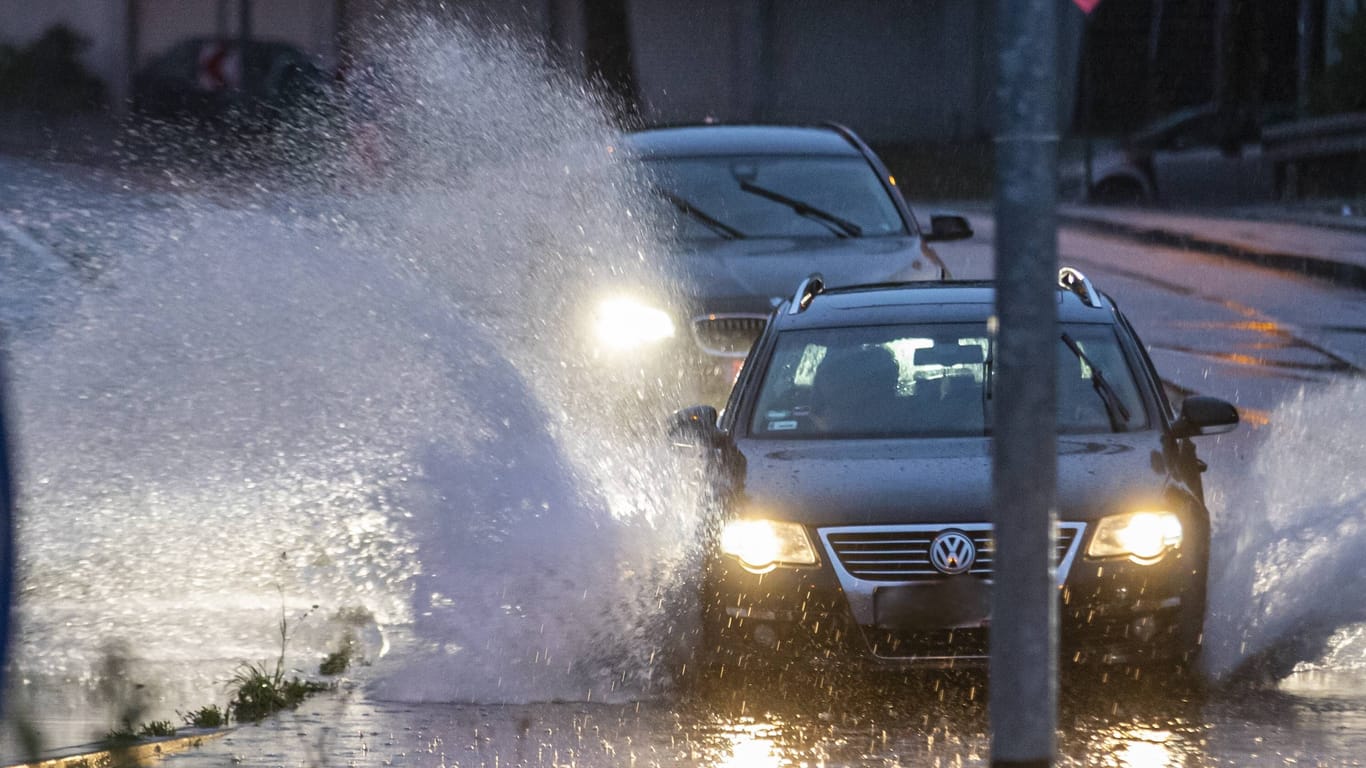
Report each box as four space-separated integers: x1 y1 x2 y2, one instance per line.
667 236 937 315
735 431 1181 526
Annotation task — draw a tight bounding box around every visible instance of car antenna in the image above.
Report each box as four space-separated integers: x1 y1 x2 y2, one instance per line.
789 274 825 314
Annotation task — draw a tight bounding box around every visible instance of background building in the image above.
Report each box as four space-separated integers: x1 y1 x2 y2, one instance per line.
1 0 1083 144
0 0 1359 196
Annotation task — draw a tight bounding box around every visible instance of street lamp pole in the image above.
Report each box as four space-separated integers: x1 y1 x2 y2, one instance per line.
990 0 1059 765
0 353 15 718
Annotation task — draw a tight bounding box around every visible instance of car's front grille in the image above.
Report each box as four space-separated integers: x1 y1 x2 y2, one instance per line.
822 524 1083 583
691 314 767 357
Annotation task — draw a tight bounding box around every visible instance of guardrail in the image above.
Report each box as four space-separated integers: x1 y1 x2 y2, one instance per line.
1263 112 1366 199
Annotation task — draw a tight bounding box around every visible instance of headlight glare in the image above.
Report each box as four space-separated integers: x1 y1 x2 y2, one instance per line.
720 519 817 571
593 298 675 350
1087 511 1183 563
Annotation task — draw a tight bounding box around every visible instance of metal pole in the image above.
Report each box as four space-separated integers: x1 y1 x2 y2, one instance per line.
1296 0 1313 118
0 352 16 717
991 0 1058 764
1081 17 1094 200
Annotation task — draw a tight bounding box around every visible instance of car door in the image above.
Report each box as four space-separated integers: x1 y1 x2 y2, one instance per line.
1150 114 1274 205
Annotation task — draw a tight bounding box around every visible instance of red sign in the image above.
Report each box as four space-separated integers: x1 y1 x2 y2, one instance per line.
1072 0 1101 12
197 42 242 91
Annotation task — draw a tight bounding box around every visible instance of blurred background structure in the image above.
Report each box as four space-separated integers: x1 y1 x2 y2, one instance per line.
1 0 1362 197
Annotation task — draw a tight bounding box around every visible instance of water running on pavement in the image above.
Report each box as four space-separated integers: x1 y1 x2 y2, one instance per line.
0 17 1361 743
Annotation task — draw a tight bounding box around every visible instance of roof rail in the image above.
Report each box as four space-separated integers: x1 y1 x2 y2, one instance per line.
1058 267 1102 308
789 273 825 314
818 121 861 148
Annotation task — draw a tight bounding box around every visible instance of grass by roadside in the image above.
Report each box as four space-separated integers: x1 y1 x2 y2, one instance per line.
4 600 363 768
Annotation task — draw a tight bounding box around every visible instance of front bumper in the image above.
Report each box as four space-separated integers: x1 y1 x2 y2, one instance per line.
702 521 1205 668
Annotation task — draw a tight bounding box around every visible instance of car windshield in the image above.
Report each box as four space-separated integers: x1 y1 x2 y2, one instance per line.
643 155 905 239
749 322 1149 438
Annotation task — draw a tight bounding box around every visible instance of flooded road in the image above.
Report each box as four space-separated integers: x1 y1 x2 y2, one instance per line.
2 16 1366 766
152 671 1366 766
6 156 1365 764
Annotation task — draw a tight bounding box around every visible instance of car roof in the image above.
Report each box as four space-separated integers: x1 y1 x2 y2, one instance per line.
775 281 1119 329
622 124 862 159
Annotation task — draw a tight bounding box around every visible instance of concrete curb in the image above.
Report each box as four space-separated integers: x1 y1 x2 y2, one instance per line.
1231 209 1366 236
1058 213 1366 291
4 729 231 768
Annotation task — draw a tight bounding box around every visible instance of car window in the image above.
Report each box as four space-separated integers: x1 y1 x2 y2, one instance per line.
748 323 1149 438
1162 114 1221 150
1057 325 1149 433
644 155 904 239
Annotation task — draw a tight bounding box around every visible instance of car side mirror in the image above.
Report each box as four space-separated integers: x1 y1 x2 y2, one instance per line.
925 214 973 242
668 405 726 448
1171 395 1239 438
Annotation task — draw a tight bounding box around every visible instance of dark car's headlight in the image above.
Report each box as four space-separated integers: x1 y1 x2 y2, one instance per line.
592 297 675 350
720 519 817 573
1087 511 1183 564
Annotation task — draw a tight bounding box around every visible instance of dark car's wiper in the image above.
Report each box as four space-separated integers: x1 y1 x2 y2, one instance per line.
654 187 744 240
738 180 863 238
1060 332 1132 432
982 336 995 401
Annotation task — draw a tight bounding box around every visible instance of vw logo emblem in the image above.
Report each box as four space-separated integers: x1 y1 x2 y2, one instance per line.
929 530 976 575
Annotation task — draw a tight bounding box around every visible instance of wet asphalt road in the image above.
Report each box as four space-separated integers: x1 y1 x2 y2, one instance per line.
159 669 1366 767
233 214 1366 768
4 156 1366 766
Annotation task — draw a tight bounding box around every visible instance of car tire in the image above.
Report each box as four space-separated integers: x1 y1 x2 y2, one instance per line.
690 598 819 688
1168 575 1207 673
1131 581 1207 687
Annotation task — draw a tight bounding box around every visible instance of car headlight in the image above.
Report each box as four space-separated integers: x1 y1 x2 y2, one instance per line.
593 298 675 350
720 519 817 572
1087 511 1183 564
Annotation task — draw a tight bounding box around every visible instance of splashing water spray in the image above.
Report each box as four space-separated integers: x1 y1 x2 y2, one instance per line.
9 12 1360 724
1202 377 1366 683
2 13 707 715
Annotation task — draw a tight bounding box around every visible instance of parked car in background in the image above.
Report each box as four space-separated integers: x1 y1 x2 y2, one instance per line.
132 38 331 130
672 270 1238 675
1088 103 1295 205
593 124 972 408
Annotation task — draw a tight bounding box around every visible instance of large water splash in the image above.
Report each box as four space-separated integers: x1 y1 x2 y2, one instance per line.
2 14 703 719
1202 377 1366 682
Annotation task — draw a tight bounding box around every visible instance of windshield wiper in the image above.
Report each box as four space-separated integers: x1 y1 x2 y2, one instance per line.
980 335 995 435
982 336 995 401
654 187 744 240
1060 332 1132 432
738 180 863 238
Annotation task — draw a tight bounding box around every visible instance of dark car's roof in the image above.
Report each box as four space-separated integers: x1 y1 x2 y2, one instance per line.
776 281 1118 329
622 125 862 159
140 37 317 78
1127 102 1298 149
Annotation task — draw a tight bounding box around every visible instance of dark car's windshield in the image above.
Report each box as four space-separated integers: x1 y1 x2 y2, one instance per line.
749 322 1149 438
644 155 905 239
